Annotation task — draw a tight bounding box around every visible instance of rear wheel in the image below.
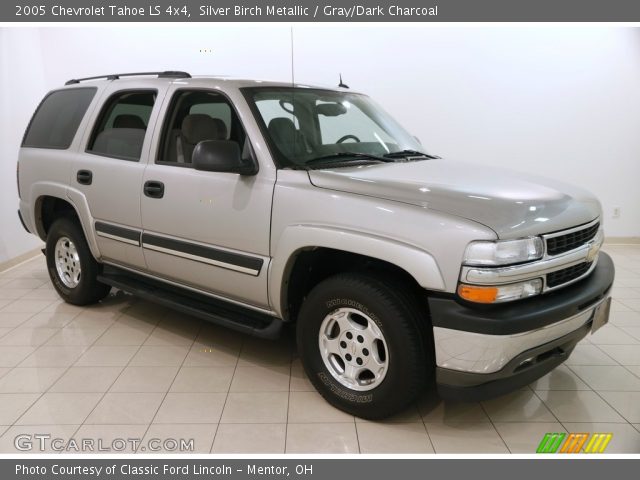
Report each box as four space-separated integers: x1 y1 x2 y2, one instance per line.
46 217 111 305
296 272 432 419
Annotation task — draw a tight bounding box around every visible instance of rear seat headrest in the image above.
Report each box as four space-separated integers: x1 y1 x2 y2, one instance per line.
113 114 146 130
93 128 146 159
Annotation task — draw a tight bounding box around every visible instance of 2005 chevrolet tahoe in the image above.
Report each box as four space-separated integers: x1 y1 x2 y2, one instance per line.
16 71 614 418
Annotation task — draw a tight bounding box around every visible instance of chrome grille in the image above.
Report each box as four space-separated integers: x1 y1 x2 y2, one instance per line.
546 222 600 256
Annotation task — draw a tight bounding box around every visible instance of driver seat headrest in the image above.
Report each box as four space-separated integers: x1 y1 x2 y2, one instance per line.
268 117 297 140
182 114 226 145
268 117 303 157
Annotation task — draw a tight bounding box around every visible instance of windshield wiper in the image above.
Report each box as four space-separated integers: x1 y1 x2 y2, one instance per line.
305 152 394 166
383 150 440 160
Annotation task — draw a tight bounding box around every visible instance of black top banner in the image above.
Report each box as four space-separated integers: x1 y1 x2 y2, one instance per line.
3 0 640 22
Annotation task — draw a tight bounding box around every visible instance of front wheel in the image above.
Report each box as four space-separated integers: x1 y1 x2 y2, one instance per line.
46 217 111 305
296 272 432 419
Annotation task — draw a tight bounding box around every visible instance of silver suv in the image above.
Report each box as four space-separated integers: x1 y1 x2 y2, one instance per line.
17 71 615 418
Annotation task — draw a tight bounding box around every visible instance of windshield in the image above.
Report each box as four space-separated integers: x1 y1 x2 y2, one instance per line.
243 87 427 168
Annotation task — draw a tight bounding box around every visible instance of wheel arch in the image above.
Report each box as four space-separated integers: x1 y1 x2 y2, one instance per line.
34 195 79 240
33 187 100 259
269 225 446 321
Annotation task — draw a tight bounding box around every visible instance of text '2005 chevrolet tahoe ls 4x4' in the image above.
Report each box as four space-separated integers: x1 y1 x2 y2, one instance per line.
17 71 615 419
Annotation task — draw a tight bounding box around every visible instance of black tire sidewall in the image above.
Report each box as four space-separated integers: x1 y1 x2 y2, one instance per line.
46 217 107 305
297 274 428 418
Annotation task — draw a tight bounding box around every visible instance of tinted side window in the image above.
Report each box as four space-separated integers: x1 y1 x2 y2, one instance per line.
22 88 96 149
87 90 156 161
158 90 248 165
189 103 231 134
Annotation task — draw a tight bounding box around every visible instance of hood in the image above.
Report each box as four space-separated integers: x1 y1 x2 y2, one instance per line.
308 159 601 239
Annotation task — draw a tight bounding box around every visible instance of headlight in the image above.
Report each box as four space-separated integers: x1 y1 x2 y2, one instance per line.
458 278 543 304
463 237 543 266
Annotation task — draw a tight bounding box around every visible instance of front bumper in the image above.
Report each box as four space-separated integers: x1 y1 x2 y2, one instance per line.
430 251 615 401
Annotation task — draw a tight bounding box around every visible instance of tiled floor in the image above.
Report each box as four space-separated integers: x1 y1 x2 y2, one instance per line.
0 245 640 453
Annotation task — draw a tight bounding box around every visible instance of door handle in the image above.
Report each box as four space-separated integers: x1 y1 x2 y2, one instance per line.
144 180 165 199
77 170 93 185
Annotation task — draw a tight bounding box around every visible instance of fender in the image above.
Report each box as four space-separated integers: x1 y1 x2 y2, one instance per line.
28 181 101 260
269 224 446 317
66 186 101 259
28 181 68 236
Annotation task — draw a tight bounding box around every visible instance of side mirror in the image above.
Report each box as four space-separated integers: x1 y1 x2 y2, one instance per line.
192 140 258 176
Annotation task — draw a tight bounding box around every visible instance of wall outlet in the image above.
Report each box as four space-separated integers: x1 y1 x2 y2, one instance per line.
612 206 621 218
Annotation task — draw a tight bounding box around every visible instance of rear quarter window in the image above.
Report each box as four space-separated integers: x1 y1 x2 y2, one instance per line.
22 87 97 149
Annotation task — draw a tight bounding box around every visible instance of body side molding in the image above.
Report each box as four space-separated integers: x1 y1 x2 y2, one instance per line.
141 232 264 276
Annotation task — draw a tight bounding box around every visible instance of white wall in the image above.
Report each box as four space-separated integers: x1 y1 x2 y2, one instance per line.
0 29 48 264
0 26 292 265
1 26 639 264
293 26 640 238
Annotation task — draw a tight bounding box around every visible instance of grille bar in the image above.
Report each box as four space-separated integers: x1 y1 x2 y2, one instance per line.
546 262 593 288
546 222 600 256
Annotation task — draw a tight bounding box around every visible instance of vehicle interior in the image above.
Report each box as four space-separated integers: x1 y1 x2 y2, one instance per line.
248 89 421 167
159 90 252 165
88 91 155 160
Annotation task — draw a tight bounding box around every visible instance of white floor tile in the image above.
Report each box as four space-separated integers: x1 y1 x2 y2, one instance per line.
537 390 626 423
50 367 123 393
111 366 179 393
1 246 640 453
286 423 359 453
85 393 165 425
212 423 285 454
425 422 508 453
17 393 102 425
530 365 590 391
482 390 556 422
494 422 567 453
569 365 640 391
357 422 434 453
154 393 226 424
0 367 66 393
220 392 289 424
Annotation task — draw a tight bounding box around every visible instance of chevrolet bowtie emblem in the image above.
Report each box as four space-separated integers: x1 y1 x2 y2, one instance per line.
586 241 601 263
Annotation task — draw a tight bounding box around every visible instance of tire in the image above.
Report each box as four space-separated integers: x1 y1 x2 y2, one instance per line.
46 217 111 305
296 272 432 419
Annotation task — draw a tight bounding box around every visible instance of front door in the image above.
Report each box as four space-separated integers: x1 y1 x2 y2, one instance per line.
140 87 275 309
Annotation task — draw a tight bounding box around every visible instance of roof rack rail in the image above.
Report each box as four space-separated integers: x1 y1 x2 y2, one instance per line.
65 71 191 85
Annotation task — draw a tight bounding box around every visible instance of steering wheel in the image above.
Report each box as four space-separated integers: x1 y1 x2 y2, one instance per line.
337 134 361 143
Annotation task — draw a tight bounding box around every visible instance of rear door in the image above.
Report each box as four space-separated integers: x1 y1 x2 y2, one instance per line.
74 81 168 269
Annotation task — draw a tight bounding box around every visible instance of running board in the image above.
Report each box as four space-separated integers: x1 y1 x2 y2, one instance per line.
97 266 283 339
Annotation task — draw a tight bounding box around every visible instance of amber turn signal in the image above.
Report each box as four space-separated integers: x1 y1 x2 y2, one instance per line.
457 284 499 303
457 278 543 303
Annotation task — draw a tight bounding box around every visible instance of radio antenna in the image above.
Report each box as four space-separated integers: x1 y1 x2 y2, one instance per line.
290 27 295 86
338 74 349 89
